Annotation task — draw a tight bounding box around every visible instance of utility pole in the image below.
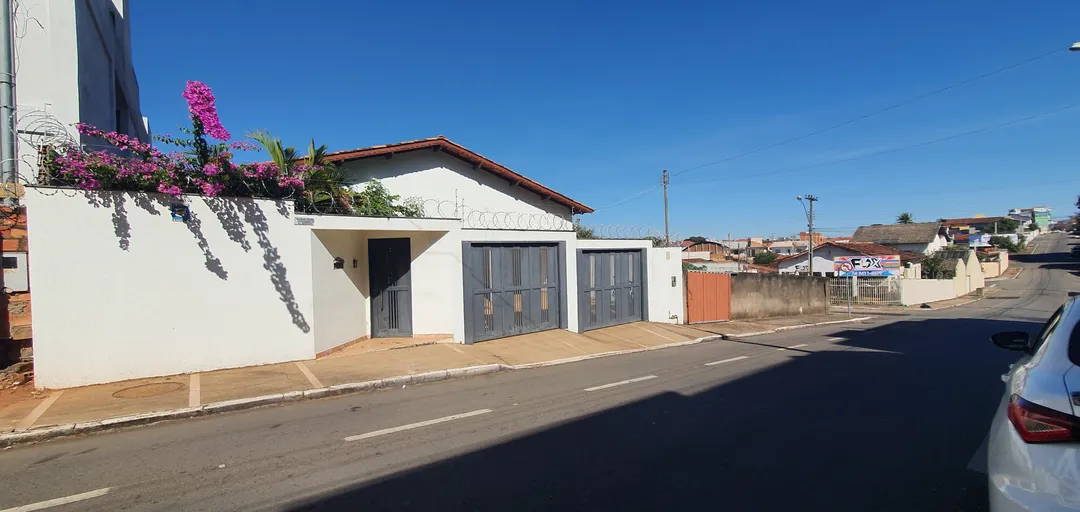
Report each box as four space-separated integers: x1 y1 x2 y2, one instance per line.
662 169 670 246
0 0 15 204
798 195 819 275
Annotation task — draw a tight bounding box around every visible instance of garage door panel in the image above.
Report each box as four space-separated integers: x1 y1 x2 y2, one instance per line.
579 249 644 330
466 243 561 343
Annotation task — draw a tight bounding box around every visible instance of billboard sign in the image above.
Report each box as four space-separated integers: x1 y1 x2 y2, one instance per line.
834 255 900 277
969 234 991 248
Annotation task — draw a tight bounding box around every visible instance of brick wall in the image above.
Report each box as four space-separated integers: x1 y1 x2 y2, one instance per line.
0 207 30 366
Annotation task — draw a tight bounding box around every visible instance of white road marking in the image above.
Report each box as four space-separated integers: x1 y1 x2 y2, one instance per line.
294 361 323 389
1 487 111 512
1013 268 1024 280
704 356 749 366
584 375 658 392
188 373 201 408
15 391 63 432
776 343 808 351
344 409 493 442
825 337 844 342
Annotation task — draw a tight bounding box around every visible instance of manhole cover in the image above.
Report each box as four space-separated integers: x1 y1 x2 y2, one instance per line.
112 381 185 399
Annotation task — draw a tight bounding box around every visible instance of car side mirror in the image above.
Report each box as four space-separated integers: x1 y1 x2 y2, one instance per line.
991 331 1030 352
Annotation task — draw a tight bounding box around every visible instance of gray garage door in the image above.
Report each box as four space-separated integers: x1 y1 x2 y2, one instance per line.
464 244 562 343
578 250 645 330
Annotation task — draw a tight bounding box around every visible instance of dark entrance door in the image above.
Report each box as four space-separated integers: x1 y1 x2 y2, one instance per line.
578 250 644 330
369 238 412 337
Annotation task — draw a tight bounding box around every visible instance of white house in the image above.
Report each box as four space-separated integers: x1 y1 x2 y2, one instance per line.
24 136 685 388
16 0 148 176
776 241 924 278
850 222 950 256
767 240 807 256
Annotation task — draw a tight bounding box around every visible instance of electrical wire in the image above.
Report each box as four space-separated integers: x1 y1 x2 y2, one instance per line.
590 46 1067 212
677 102 1080 185
591 183 663 212
671 46 1064 177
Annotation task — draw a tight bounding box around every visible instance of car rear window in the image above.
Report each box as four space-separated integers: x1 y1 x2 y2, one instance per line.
1034 306 1064 355
1068 314 1080 368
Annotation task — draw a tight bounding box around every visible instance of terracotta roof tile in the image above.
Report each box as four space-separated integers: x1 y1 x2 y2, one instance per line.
323 136 592 214
851 222 947 245
941 217 1005 227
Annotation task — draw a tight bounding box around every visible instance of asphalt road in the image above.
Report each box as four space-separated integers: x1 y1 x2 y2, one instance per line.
1 234 1076 511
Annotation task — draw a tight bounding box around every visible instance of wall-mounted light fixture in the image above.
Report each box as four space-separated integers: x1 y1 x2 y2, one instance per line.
333 257 344 269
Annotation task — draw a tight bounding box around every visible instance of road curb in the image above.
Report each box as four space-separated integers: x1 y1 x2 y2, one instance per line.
717 316 872 340
0 364 506 448
0 322 854 448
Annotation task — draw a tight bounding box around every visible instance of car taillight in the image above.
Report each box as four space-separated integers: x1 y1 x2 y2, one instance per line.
1008 394 1080 443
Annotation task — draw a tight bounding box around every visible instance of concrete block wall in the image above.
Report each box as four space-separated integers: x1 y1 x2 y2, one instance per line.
0 207 31 366
729 274 829 320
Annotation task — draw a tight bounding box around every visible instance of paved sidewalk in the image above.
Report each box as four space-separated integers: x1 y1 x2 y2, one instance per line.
0 316 867 445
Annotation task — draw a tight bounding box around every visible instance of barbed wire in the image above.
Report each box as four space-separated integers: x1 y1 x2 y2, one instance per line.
576 223 682 245
297 195 575 231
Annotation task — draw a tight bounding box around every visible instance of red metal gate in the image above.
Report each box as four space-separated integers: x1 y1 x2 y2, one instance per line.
686 272 731 323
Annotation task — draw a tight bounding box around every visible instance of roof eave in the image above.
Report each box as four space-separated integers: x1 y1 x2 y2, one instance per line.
324 138 594 214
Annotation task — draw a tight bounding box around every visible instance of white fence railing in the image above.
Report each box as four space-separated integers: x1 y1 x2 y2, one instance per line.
828 276 903 307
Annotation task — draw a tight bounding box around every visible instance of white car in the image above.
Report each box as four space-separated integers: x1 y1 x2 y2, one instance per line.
988 299 1080 511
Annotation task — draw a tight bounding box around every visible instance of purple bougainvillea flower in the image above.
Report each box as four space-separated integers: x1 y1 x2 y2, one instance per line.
200 181 225 196
182 80 231 141
157 183 183 196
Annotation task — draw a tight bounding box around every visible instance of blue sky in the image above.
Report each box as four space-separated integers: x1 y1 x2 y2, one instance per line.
131 1 1080 239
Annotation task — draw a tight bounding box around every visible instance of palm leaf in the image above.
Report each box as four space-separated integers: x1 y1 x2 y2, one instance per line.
248 130 288 171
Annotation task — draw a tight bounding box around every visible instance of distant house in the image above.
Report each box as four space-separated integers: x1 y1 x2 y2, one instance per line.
776 241 925 278
850 222 951 255
940 217 1005 236
768 240 801 256
719 239 755 260
1010 207 1051 231
681 240 727 261
799 232 828 245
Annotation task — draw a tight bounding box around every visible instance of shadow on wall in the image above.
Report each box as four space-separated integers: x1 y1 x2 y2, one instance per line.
85 190 310 333
284 316 1037 512
232 198 310 333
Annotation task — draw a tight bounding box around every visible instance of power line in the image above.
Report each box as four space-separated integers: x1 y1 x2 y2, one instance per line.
672 46 1064 177
591 183 662 212
590 45 1066 212
678 102 1080 185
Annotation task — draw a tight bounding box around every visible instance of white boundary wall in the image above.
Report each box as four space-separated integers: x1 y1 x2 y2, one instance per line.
900 280 956 306
25 188 686 388
647 248 684 324
26 189 317 388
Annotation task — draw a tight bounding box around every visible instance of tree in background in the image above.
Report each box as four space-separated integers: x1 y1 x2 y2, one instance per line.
683 262 706 272
985 218 1020 234
897 212 914 224
575 222 597 239
990 235 1021 253
686 236 708 244
921 254 957 279
753 251 779 265
644 236 667 248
